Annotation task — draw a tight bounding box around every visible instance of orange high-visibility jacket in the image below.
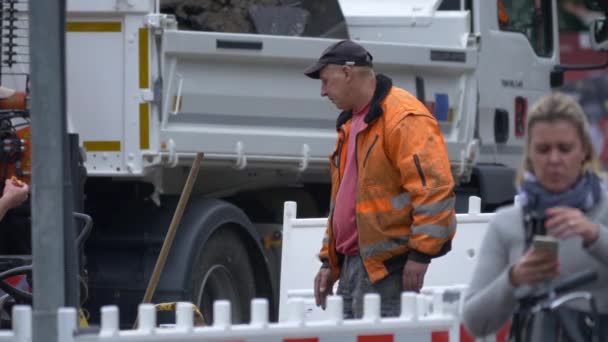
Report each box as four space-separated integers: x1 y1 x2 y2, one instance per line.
320 74 457 284
498 0 509 26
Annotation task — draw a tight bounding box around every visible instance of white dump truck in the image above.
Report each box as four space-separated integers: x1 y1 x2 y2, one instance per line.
2 0 607 328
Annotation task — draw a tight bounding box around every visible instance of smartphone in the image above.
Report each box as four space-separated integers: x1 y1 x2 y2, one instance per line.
532 235 559 258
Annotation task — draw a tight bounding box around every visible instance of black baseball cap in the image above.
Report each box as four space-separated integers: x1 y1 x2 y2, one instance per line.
304 40 373 79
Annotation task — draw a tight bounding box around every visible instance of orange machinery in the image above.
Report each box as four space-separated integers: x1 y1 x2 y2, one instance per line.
0 91 30 185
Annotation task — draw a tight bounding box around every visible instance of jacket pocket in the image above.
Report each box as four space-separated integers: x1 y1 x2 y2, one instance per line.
413 154 427 187
362 134 379 168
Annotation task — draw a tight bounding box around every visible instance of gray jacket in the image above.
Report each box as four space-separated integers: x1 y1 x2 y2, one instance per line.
462 199 608 337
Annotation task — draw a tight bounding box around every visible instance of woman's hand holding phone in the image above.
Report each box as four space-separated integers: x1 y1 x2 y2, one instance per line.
510 235 559 287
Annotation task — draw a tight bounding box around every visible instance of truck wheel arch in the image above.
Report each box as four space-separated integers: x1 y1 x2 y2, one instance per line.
155 197 277 322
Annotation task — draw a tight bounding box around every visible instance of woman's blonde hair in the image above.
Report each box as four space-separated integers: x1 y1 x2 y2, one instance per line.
515 92 602 186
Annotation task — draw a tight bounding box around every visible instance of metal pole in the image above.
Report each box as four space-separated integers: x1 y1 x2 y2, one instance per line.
28 0 77 341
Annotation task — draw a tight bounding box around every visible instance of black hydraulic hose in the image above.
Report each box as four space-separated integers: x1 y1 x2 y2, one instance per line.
0 265 31 279
0 212 92 306
73 212 92 248
0 265 32 302
0 280 31 302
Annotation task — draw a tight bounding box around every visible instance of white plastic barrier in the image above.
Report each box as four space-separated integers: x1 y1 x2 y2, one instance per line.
0 306 30 342
279 196 494 320
0 197 500 342
279 196 506 342
0 296 458 342
279 205 329 322
424 197 495 287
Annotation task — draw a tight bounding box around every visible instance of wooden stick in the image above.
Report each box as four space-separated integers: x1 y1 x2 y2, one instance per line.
134 153 204 327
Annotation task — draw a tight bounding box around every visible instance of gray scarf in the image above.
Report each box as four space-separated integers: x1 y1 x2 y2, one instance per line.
518 171 604 216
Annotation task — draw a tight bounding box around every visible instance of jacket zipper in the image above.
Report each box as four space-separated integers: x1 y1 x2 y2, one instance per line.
336 129 345 183
413 154 427 187
362 134 379 168
333 140 343 167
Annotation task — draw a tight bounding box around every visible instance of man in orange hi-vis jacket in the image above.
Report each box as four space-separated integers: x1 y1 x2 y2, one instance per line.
304 40 457 318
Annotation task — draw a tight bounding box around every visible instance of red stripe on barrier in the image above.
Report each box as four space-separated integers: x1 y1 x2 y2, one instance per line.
358 334 393 342
431 326 483 342
461 321 511 342
284 339 318 342
460 325 476 342
431 331 448 342
497 321 511 342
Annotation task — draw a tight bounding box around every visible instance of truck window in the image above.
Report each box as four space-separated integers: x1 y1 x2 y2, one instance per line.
498 0 554 57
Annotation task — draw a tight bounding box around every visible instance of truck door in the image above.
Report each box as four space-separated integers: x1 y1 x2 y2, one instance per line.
476 0 558 169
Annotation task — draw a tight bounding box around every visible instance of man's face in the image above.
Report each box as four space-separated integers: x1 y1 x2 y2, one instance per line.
319 65 351 111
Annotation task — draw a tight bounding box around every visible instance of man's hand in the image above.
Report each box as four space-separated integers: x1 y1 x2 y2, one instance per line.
1 178 29 210
402 260 429 292
314 267 334 310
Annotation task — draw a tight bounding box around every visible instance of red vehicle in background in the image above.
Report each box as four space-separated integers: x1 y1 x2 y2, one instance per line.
558 0 608 166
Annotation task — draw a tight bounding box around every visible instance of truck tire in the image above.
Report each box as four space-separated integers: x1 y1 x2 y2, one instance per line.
190 227 256 324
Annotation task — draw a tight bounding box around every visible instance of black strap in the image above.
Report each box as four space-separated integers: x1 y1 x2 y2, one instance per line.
522 209 547 250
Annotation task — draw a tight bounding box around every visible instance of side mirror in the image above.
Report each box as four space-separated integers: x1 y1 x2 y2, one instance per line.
591 18 608 51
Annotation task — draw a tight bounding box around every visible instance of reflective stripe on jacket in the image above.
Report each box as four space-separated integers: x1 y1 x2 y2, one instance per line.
320 74 457 284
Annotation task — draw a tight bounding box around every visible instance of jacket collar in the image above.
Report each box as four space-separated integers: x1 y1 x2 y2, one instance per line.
335 74 393 130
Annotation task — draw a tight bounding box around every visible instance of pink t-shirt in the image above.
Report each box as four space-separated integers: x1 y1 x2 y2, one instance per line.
333 103 370 256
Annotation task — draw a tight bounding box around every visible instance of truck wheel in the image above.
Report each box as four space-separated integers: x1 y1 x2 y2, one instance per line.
190 227 256 324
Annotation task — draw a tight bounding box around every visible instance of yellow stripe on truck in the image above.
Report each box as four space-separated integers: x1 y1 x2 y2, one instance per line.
66 22 122 32
139 28 150 89
84 141 121 152
140 103 150 149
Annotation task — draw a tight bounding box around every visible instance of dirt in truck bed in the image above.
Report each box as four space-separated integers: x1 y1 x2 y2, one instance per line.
160 0 348 38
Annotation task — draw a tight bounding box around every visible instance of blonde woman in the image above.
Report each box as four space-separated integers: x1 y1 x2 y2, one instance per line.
463 92 608 340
